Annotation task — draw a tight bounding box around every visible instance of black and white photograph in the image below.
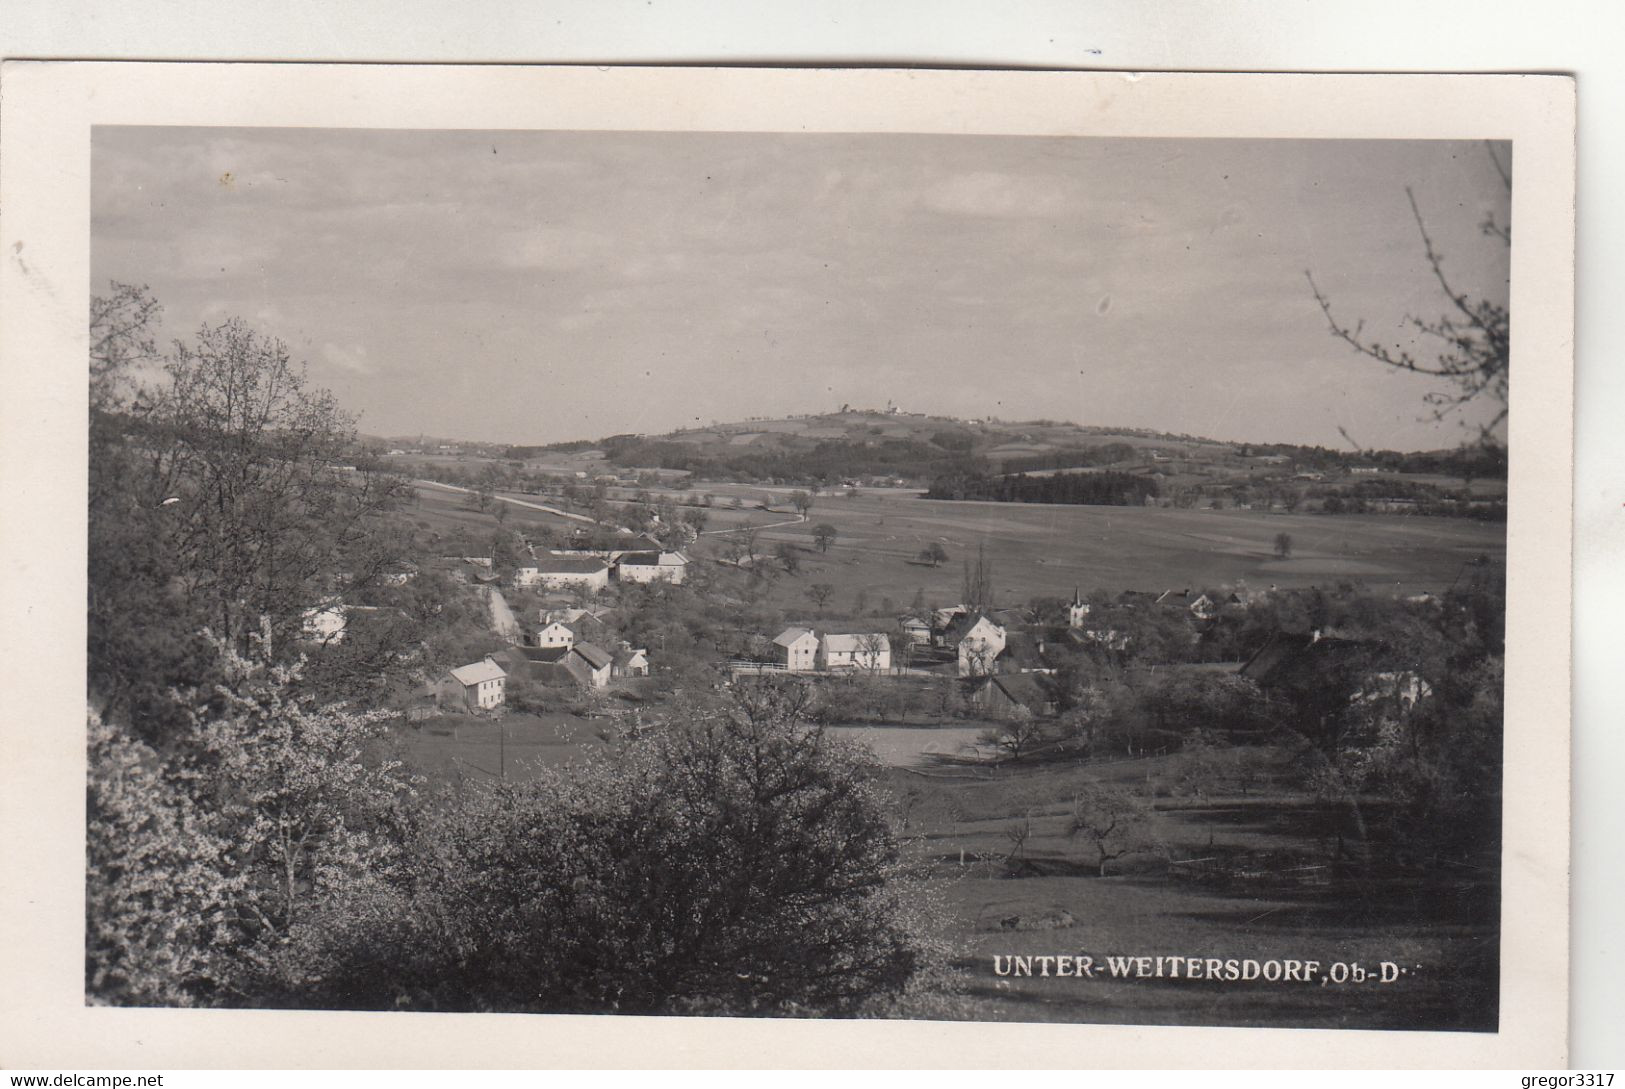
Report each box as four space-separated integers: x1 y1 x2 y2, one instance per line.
0 63 1578 1069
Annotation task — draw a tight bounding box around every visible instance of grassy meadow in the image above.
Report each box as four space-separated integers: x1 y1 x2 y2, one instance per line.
690 487 1504 616
875 746 1498 1030
392 711 1498 1030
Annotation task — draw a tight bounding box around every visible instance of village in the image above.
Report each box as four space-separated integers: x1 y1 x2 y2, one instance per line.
294 478 1452 782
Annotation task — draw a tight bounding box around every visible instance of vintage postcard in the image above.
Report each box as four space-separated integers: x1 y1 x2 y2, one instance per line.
0 64 1573 1067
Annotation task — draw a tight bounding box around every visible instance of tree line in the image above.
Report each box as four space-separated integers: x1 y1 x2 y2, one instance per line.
924 469 1159 506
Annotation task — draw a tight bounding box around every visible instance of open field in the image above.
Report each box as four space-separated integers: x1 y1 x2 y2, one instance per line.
389 715 1497 1030
391 712 610 787
692 489 1504 616
886 751 1498 1030
401 481 582 544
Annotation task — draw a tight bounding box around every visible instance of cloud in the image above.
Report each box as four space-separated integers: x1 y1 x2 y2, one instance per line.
322 342 376 376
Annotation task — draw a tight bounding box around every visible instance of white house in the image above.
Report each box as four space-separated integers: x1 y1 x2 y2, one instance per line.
819 633 892 672
528 620 577 649
616 550 690 585
773 627 820 672
530 556 612 592
944 612 1007 677
612 643 650 678
440 656 507 712
898 616 932 646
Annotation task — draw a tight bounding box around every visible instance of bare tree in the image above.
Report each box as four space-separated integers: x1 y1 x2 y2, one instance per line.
981 706 1046 762
90 282 163 413
1273 532 1293 560
812 523 838 552
1068 786 1158 877
962 542 994 610
854 632 889 674
1308 143 1510 453
807 583 834 613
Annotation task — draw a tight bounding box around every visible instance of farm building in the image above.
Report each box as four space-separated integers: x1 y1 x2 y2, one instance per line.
943 612 1007 677
569 641 615 688
552 533 664 560
773 627 820 672
615 550 690 584
527 555 611 592
898 616 932 646
1155 589 1219 620
499 643 611 690
438 656 507 712
612 643 650 678
999 632 1056 674
819 633 892 672
976 672 1058 718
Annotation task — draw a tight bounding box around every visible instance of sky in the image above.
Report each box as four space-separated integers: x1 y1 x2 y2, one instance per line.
91 128 1511 451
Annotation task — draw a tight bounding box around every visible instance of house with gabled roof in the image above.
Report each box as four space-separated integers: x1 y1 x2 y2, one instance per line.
612 642 650 678
898 615 932 646
943 612 1006 677
773 627 819 672
437 655 507 712
819 633 892 673
569 641 615 688
527 619 577 650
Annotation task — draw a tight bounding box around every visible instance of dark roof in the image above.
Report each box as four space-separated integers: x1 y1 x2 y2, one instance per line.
612 646 647 667
1237 631 1378 688
491 645 568 680
504 644 571 666
533 662 582 687
1000 632 1052 671
944 611 998 644
571 641 614 670
618 551 659 565
988 673 1055 713
535 556 610 574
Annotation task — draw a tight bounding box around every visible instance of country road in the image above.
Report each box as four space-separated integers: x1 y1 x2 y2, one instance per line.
702 513 807 535
415 479 599 525
484 585 521 640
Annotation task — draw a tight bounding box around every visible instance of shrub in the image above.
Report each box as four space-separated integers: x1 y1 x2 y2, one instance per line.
281 686 948 1015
